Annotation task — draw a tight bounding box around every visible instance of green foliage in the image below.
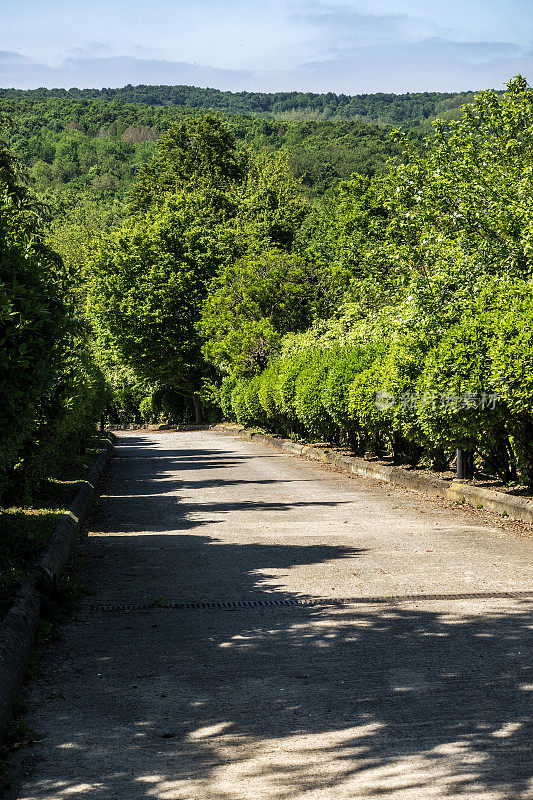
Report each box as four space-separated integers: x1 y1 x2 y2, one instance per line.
0 93 424 213
7 76 533 489
128 115 245 213
293 350 334 440
139 395 155 424
0 86 477 126
89 116 315 417
231 379 254 426
88 186 237 398
296 173 400 314
417 318 494 450
235 152 308 249
0 134 107 499
0 137 68 495
258 361 282 423
347 359 389 449
389 76 533 277
138 387 187 424
489 280 533 416
20 341 107 490
243 375 265 426
200 249 319 375
276 352 309 425
219 374 240 421
487 279 533 481
321 344 375 431
92 345 148 424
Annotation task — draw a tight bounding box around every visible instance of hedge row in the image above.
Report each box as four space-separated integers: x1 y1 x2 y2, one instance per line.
0 141 107 502
221 285 533 484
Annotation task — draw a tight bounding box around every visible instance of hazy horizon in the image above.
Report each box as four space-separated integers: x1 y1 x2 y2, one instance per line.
1 0 532 94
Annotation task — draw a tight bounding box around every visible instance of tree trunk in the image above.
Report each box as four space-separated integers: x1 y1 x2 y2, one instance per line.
192 393 202 424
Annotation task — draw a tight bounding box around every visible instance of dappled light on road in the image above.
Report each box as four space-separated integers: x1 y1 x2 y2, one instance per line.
7 432 532 800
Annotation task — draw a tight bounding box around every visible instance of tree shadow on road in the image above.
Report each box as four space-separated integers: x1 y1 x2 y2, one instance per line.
10 592 531 800
6 434 532 800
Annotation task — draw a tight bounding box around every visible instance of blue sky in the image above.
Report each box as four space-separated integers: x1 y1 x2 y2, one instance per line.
1 0 532 92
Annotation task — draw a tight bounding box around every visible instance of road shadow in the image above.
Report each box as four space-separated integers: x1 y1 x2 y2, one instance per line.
6 433 532 800
9 596 531 800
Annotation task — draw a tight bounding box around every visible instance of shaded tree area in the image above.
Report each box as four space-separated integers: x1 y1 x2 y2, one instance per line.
86 117 312 424
0 129 106 502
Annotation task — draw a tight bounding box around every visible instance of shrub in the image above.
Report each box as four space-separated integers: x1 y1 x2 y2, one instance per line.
321 343 376 447
219 374 240 420
258 362 279 419
243 375 265 426
16 342 107 493
294 349 334 440
417 317 497 451
231 378 254 426
348 358 389 454
275 351 308 425
139 395 156 423
489 282 533 482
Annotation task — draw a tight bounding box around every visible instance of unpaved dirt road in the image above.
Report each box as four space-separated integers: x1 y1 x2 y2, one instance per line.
5 430 533 800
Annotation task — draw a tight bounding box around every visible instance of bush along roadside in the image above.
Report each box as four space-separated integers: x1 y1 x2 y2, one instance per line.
218 276 533 489
203 79 533 490
0 432 112 622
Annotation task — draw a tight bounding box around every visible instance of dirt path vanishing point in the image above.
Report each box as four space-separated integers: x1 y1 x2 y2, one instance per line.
5 430 533 800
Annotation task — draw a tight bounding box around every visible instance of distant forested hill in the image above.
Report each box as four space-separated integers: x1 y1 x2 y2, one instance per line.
0 85 483 126
0 95 415 202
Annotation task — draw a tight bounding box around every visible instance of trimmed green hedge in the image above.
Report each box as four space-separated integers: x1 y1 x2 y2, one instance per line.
221 279 533 484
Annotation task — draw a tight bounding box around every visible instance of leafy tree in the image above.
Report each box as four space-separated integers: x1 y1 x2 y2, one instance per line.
296 173 399 314
128 115 245 213
0 134 69 496
88 187 237 420
235 152 308 250
199 249 320 375
0 131 106 498
389 76 533 278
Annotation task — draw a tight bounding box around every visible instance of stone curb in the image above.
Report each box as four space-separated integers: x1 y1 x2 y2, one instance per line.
211 423 533 525
0 581 41 739
109 424 212 432
36 435 115 592
0 434 114 743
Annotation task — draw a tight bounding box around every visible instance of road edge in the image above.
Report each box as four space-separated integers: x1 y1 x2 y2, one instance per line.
0 434 114 743
211 423 533 525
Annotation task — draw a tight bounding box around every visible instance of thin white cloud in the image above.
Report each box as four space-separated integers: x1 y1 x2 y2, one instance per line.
0 51 30 64
1 42 531 93
291 1 452 51
297 39 533 92
67 43 114 58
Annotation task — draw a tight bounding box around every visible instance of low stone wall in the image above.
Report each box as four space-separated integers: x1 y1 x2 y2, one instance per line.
212 423 533 526
0 435 114 742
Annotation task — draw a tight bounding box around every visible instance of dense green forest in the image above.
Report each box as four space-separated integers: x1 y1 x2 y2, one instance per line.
2 76 533 512
0 85 482 125
0 94 410 207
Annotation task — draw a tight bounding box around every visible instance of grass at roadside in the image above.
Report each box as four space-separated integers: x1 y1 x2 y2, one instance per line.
0 434 109 621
